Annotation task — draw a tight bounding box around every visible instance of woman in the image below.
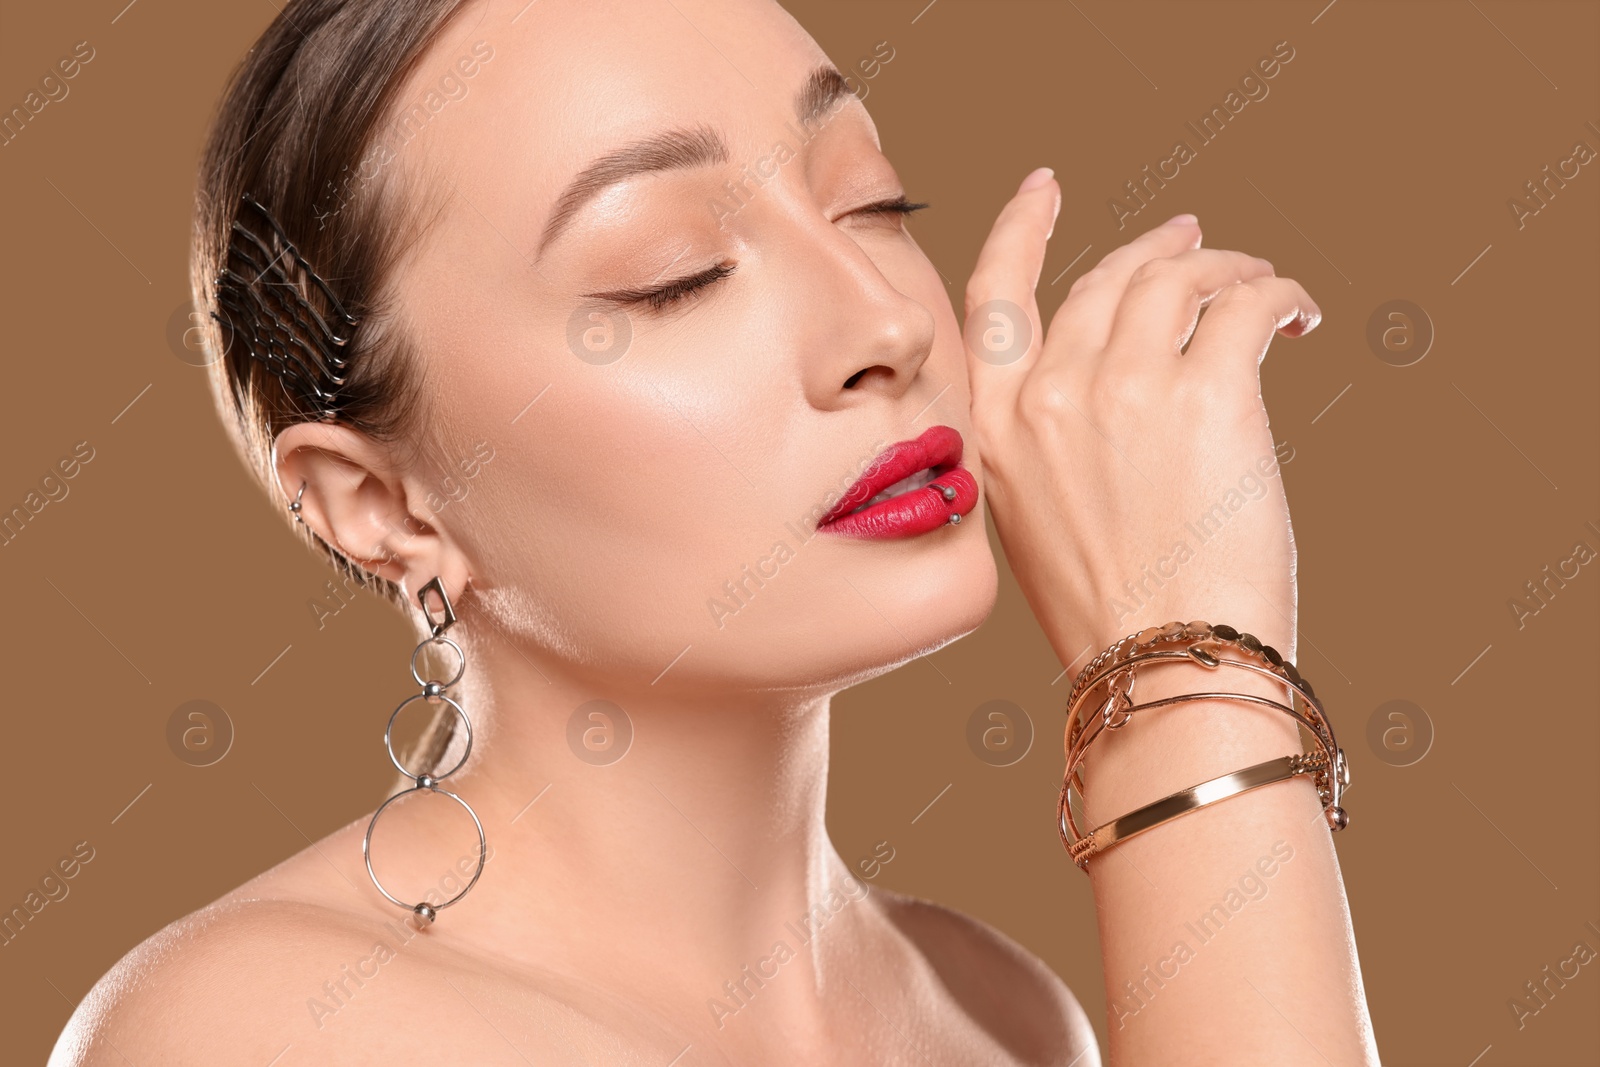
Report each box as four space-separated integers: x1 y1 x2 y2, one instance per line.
53 0 1378 1063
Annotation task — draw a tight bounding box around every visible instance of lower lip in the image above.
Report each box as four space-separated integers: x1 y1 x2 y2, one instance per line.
816 465 979 540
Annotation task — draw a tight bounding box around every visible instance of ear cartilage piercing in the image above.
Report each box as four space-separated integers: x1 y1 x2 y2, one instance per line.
288 481 307 525
362 576 487 925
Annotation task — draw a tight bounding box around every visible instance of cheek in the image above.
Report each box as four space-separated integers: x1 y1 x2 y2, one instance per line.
445 341 818 671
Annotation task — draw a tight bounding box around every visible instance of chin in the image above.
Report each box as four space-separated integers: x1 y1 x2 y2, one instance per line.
797 526 1002 694
899 530 1001 652
911 529 1001 642
587 527 1002 698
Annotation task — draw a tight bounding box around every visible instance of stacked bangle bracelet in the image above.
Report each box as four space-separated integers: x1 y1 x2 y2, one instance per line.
1057 619 1350 869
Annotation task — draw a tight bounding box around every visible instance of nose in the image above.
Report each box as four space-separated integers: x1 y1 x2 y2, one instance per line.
787 214 938 410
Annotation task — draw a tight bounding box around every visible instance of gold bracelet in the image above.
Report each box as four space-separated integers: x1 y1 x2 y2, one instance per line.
1057 620 1349 869
1066 752 1327 867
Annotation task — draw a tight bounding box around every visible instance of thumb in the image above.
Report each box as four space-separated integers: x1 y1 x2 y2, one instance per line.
963 167 1059 394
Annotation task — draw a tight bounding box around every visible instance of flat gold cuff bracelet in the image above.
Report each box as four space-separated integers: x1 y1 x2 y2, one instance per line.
1065 751 1327 867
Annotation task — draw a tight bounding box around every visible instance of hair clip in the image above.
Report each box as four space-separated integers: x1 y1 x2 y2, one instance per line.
213 192 361 421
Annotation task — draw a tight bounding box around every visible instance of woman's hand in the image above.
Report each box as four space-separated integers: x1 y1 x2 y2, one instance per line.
962 169 1321 672
962 172 1380 1066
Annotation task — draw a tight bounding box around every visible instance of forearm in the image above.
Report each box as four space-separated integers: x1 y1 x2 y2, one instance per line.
1071 637 1379 1065
956 170 1370 1062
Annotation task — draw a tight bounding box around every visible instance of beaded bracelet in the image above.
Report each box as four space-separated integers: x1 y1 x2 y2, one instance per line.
1057 620 1349 869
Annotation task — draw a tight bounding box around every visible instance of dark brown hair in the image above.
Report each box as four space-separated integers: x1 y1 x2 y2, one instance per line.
193 0 477 779
192 0 473 610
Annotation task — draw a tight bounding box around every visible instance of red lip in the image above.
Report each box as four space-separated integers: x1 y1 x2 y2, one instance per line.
815 425 979 540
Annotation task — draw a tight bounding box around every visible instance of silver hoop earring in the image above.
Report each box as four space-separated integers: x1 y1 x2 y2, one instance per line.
362 576 487 924
288 481 307 525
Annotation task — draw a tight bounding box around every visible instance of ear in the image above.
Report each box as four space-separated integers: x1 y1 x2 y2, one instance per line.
271 420 472 611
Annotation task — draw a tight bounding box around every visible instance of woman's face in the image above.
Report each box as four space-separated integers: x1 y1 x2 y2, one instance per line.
389 0 998 696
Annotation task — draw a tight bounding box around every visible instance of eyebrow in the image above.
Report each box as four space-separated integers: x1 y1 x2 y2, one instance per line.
535 64 856 258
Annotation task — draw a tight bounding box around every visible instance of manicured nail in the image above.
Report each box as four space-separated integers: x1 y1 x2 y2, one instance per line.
1166 213 1198 226
1019 166 1055 193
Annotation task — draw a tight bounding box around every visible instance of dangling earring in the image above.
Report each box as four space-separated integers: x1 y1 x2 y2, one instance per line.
362 576 487 925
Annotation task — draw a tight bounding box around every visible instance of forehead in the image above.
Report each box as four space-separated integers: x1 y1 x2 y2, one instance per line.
390 0 848 218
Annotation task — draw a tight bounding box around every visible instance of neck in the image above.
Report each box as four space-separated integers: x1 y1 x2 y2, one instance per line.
397 610 860 1004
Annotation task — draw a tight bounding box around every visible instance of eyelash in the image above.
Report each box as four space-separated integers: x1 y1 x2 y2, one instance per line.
624 262 738 311
854 194 932 219
600 195 931 311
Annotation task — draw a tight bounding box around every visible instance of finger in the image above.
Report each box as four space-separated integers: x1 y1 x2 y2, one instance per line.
962 168 1059 390
1044 213 1204 359
1182 275 1321 382
1100 249 1278 371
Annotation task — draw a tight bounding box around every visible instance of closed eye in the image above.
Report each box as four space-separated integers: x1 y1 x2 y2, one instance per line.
586 262 737 312
584 196 927 312
850 194 930 219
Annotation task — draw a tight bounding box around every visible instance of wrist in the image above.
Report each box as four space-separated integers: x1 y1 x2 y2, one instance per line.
1051 605 1296 688
1067 626 1308 827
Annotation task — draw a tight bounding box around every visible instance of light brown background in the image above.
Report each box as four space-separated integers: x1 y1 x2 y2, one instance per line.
2 0 1596 1063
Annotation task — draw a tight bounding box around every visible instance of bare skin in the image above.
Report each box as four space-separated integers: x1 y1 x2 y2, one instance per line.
54 0 1377 1063
51 819 1088 1065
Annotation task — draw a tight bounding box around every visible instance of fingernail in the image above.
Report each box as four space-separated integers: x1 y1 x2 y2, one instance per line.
1019 167 1055 193
1166 213 1198 226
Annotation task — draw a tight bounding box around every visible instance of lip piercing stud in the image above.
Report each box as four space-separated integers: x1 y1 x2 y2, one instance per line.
928 483 957 502
948 513 962 525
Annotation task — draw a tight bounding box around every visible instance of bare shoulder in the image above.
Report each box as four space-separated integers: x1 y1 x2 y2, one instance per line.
47 897 318 1064
874 885 1101 1067
48 894 428 1066
50 886 704 1066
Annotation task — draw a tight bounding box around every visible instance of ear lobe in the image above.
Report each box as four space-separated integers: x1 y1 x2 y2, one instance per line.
398 557 475 625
